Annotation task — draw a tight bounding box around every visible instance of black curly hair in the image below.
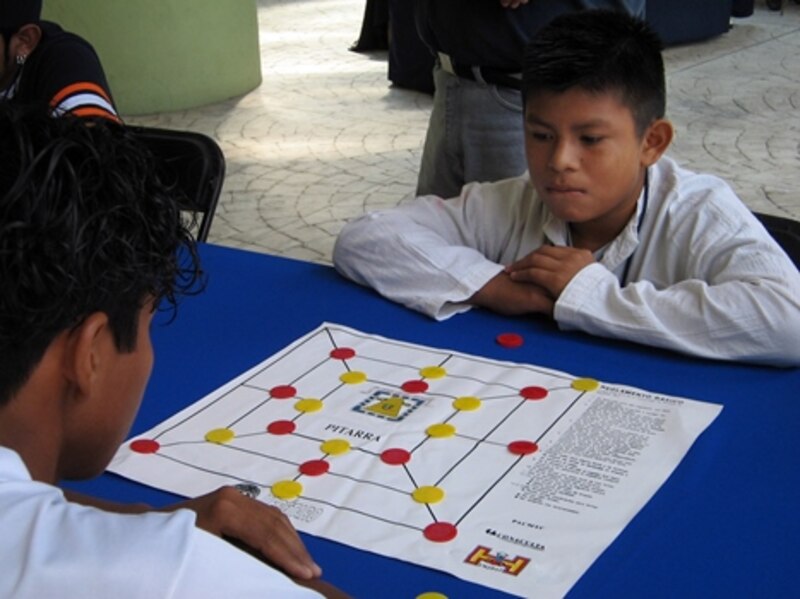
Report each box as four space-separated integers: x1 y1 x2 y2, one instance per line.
0 103 204 405
522 9 666 137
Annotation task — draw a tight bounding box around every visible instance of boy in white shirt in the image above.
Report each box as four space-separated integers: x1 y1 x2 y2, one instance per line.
0 105 346 598
334 10 800 367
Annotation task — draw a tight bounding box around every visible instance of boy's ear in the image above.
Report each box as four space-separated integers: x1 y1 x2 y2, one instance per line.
63 312 112 401
9 24 42 59
640 119 674 167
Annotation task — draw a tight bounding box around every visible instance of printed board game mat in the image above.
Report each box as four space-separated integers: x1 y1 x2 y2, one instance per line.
110 322 722 598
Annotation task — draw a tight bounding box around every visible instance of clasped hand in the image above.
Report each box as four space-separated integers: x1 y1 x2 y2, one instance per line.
470 246 594 317
505 245 595 298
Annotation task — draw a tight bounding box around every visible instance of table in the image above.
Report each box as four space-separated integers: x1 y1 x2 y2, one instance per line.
66 244 800 598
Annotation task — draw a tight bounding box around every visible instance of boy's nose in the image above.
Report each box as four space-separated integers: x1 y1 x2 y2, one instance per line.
548 139 577 172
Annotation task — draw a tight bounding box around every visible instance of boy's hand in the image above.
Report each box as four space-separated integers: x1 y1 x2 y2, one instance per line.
470 271 555 316
175 486 322 581
506 246 594 298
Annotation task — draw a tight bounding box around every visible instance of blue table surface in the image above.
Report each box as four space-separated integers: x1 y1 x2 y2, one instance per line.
65 244 800 598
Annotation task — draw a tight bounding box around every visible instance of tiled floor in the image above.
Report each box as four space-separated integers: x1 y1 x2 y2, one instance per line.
126 0 800 264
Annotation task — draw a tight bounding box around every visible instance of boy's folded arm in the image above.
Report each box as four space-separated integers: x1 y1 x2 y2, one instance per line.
469 271 554 316
555 263 800 367
334 203 511 319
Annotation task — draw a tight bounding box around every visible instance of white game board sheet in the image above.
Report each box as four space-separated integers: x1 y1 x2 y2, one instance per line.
110 323 722 598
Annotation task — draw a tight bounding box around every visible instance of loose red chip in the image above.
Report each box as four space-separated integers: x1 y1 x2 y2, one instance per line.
496 332 524 348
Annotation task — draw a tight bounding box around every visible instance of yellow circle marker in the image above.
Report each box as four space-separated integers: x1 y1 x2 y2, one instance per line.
416 593 448 599
419 366 447 379
412 485 445 504
340 371 367 385
271 480 303 500
204 428 235 444
452 396 481 411
295 398 323 413
321 438 351 455
572 377 600 392
426 423 456 438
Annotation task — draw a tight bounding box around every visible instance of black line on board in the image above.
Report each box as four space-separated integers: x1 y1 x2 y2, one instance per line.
456 454 525 526
425 503 437 522
292 494 424 533
536 391 586 443
157 453 268 486
228 398 273 428
403 463 419 489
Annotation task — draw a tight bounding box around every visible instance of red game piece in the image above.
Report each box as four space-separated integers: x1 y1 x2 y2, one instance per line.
496 332 524 348
299 459 330 476
269 384 297 399
381 448 412 465
508 440 539 456
402 380 429 393
423 522 458 542
130 439 160 454
330 347 356 360
267 420 296 435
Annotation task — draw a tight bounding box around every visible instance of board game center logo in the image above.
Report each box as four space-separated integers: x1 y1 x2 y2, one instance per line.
464 546 530 577
352 388 425 422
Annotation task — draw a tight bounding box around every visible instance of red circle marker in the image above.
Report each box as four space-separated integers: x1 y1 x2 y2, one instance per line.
130 439 160 454
402 380 429 393
299 459 330 476
330 347 356 360
270 384 297 399
508 440 539 456
424 522 458 542
520 386 548 400
496 332 524 348
267 420 296 435
381 448 412 465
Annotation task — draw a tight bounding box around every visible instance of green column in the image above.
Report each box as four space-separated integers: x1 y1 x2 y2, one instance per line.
42 0 262 115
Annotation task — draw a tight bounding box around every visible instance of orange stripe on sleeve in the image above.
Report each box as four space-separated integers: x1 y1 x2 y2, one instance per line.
70 106 123 123
50 81 114 108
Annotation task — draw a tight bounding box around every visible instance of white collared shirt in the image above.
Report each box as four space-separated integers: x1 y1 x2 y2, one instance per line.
333 156 800 366
0 446 321 598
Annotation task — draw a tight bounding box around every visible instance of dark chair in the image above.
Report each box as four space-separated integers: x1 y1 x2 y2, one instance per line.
754 212 800 269
129 125 226 242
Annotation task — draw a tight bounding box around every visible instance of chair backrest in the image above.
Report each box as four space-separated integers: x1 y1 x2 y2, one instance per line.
129 125 225 242
754 211 800 269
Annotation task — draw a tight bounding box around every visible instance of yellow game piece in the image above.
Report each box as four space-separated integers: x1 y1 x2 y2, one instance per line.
295 398 323 413
339 371 367 385
419 366 447 379
416 593 447 599
452 396 481 411
426 423 456 438
572 377 600 392
412 485 445 504
271 480 303 500
321 438 351 455
204 428 235 444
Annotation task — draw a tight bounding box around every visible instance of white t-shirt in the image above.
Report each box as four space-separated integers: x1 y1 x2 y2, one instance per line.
0 446 322 599
333 156 800 366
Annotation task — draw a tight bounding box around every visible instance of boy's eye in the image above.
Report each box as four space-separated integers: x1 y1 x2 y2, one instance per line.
581 135 604 145
529 131 552 141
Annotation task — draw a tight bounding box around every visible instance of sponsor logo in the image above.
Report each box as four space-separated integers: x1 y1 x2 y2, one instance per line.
464 545 530 576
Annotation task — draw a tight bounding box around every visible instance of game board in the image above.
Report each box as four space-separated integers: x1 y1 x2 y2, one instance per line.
110 323 722 598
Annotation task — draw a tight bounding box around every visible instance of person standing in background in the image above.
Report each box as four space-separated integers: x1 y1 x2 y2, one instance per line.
414 0 645 199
